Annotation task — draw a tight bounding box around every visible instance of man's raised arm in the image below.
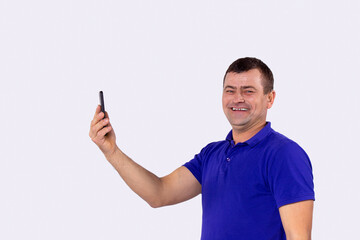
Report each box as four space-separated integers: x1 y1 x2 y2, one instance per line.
89 105 201 208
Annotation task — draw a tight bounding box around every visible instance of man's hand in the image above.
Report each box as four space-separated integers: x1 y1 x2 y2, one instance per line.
89 105 117 157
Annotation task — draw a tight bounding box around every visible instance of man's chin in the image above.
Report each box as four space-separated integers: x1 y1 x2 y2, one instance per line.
230 119 267 132
230 121 249 129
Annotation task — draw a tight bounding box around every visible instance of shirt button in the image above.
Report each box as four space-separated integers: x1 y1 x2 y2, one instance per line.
226 157 230 162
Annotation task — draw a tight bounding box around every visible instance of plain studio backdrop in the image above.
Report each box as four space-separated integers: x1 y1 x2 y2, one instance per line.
1 0 359 239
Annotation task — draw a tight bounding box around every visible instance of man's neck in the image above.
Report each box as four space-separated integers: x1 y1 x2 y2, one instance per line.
232 122 267 144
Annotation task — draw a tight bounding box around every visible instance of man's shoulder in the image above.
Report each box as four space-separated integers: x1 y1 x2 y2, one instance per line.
263 131 311 166
201 139 228 153
265 129 306 154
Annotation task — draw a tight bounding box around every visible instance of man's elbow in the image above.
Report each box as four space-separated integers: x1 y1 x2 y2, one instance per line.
148 200 163 208
147 195 166 208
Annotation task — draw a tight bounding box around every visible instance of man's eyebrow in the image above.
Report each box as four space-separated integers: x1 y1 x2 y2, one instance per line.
224 85 257 90
241 86 256 90
224 85 236 89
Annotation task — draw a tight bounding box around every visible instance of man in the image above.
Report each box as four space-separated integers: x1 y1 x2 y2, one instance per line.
89 57 315 240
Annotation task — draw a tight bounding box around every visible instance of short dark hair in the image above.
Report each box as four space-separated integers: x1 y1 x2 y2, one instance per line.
223 57 274 94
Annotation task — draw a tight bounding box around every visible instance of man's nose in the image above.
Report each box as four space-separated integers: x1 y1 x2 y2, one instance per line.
234 93 245 103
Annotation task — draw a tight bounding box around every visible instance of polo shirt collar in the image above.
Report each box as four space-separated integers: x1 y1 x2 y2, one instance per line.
225 122 273 148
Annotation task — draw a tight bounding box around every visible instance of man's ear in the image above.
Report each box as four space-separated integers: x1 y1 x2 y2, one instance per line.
267 90 276 109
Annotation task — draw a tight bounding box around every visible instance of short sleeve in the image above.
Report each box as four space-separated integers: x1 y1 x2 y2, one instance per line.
268 141 315 208
183 144 211 185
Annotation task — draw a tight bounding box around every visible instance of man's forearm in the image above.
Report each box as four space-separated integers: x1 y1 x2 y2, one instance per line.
105 147 163 208
286 236 311 240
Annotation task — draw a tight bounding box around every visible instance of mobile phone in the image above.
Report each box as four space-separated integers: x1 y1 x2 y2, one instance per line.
99 91 105 119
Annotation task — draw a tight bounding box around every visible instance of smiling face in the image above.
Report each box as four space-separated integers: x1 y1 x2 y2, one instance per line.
222 69 275 133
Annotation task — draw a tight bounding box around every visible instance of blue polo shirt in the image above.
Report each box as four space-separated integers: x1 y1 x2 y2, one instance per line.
183 122 315 240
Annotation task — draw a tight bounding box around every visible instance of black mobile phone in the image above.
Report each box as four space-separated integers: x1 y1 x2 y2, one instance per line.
99 91 105 119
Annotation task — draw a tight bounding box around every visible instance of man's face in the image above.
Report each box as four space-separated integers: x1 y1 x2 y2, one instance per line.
222 69 275 132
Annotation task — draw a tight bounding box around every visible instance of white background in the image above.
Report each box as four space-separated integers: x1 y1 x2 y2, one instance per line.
1 0 359 239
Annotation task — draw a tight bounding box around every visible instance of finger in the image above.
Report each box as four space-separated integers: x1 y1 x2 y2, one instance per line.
90 105 101 127
93 110 109 126
93 105 101 118
95 125 112 140
91 118 109 138
105 121 114 135
91 110 105 127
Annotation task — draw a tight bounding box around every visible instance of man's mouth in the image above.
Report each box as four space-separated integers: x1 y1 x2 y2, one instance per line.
231 107 249 111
